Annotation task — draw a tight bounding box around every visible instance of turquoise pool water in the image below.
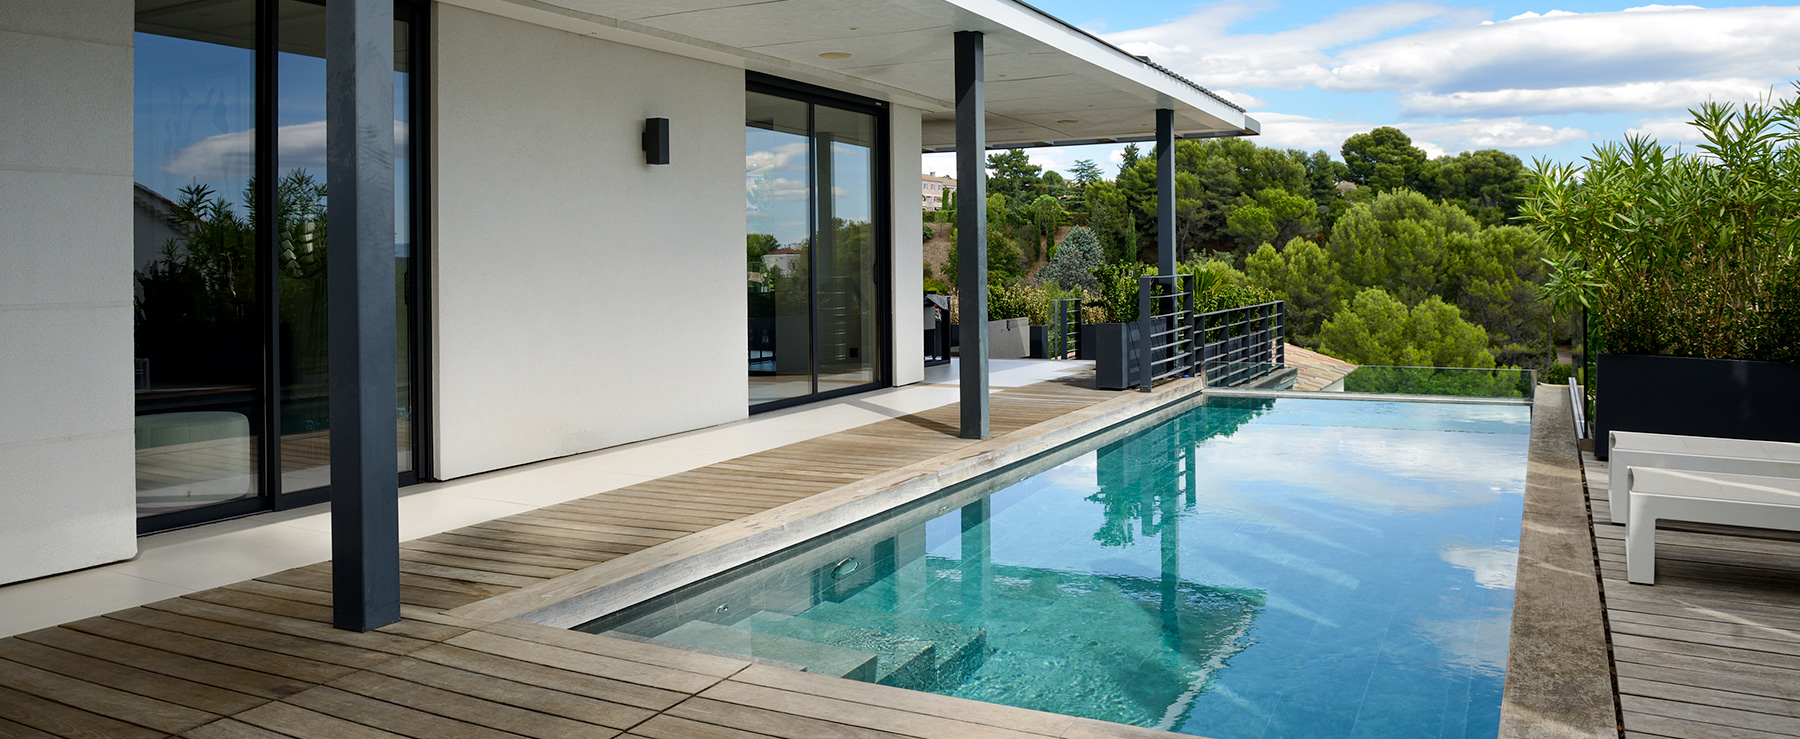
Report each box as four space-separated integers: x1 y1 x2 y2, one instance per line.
582 396 1531 738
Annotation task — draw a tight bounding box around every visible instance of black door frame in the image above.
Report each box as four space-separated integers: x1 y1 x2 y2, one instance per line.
135 0 432 534
746 73 894 415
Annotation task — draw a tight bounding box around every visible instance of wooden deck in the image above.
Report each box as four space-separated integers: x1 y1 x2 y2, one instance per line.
0 372 1184 739
1584 452 1800 739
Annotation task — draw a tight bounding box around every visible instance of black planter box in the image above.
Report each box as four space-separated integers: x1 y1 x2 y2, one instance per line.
1091 321 1142 390
1594 352 1800 460
1029 325 1049 359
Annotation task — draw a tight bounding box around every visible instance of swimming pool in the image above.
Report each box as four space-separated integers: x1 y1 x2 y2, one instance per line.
580 396 1531 738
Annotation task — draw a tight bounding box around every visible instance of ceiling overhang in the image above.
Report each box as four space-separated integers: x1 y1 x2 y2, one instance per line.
443 0 1259 151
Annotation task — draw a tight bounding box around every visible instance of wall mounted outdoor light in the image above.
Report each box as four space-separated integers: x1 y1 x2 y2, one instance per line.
642 117 670 165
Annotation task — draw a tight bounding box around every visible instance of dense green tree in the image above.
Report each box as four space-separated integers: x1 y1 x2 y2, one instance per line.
1181 138 1308 196
1171 159 1238 258
1083 180 1139 264
1025 194 1064 260
1342 127 1432 192
1246 238 1342 343
1069 158 1103 186
1226 188 1316 250
1327 189 1478 305
1115 153 1158 258
1294 148 1349 204
943 227 1025 285
1118 143 1142 173
1319 288 1494 368
1447 225 1551 366
1040 226 1104 293
986 149 1043 208
1429 149 1530 226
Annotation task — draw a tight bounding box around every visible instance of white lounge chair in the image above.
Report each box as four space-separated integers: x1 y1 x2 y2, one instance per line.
1607 431 1800 525
1624 467 1800 584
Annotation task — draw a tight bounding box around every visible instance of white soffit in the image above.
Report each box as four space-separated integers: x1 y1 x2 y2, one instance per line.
455 0 1259 150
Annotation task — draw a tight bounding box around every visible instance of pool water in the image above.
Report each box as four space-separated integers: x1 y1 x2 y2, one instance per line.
582 397 1531 738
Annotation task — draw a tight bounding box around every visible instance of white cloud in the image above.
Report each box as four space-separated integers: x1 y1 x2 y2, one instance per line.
164 120 409 178
1107 1 1482 92
1320 5 1800 96
1408 117 1589 151
1104 3 1800 118
1401 78 1779 117
1440 544 1519 589
1627 116 1708 145
1242 112 1379 153
1212 89 1268 110
1252 111 1585 156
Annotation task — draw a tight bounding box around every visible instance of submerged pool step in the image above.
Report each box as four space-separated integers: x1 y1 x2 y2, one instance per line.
795 602 988 690
736 611 938 690
654 620 877 682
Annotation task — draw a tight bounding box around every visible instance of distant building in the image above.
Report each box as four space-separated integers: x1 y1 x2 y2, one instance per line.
761 247 803 275
922 173 957 210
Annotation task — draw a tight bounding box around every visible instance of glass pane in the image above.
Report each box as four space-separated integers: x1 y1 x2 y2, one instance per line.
814 106 880 393
132 0 261 517
746 91 814 405
275 1 414 493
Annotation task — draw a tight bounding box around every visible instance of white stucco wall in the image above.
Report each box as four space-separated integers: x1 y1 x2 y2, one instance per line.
0 0 138 584
890 104 925 386
432 5 747 479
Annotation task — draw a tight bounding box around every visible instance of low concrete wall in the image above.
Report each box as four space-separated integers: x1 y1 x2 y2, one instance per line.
1498 385 1621 739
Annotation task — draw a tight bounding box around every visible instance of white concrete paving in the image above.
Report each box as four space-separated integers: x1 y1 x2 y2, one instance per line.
0 359 1087 638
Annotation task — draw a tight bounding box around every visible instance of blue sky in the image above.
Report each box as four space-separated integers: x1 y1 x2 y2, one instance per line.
928 1 1800 177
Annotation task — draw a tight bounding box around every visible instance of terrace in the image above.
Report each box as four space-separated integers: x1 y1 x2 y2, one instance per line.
4 355 1795 738
6 0 1797 736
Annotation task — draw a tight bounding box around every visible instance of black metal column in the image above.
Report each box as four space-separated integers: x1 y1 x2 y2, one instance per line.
327 0 400 632
955 30 989 439
1156 108 1175 275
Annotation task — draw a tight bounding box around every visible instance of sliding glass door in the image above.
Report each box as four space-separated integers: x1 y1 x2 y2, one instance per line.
132 0 427 533
746 80 888 411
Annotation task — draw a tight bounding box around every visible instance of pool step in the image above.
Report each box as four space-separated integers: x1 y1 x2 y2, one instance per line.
796 602 988 689
736 611 937 690
654 620 877 682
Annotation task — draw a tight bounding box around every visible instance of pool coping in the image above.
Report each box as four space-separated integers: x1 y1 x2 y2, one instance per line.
1203 387 1534 405
1496 384 1622 738
449 377 1209 627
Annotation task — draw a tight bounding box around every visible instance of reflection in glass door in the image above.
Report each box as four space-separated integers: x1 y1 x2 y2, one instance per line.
131 0 262 520
131 0 426 533
745 83 887 410
273 1 415 496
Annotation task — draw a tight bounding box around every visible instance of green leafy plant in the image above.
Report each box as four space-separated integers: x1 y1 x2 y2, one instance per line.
1523 85 1800 361
1091 262 1154 323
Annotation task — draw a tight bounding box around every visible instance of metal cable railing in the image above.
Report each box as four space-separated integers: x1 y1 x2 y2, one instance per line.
1050 298 1082 359
1197 301 1285 387
1138 274 1196 391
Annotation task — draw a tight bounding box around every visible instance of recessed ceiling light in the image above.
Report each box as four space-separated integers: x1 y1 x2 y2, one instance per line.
819 52 853 59
1057 119 1079 124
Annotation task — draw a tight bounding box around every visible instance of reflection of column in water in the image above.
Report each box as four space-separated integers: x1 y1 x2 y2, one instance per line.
890 525 929 608
959 498 991 618
1159 439 1192 649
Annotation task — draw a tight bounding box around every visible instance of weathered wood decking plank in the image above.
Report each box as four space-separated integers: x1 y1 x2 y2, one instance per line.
0 373 1198 738
1584 451 1800 739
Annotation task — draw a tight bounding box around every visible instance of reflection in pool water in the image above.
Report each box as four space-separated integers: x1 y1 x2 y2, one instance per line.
582 397 1529 738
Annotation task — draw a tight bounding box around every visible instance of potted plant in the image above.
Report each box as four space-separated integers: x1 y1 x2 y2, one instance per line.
1086 262 1154 389
1528 90 1800 458
986 279 1032 359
